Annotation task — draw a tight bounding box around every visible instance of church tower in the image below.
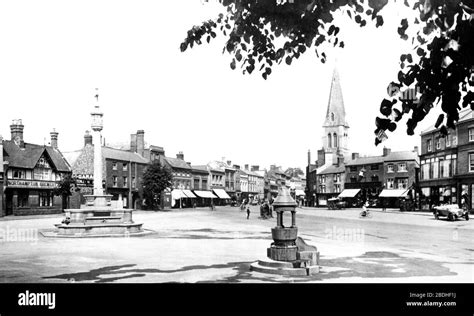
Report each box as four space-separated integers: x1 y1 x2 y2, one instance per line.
322 68 349 158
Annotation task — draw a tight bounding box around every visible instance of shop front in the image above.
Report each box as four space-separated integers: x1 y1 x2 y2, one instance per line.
5 179 63 215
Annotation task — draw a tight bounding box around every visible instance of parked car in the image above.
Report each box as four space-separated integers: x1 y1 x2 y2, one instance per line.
433 204 469 221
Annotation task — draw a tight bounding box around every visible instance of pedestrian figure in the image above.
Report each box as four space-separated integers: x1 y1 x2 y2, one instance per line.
246 206 250 220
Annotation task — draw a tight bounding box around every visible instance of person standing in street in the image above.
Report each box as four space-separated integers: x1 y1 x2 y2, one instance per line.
246 206 250 220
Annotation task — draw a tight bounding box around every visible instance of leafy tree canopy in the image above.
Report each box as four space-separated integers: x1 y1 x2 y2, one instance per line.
285 167 305 177
142 160 173 210
181 0 474 144
53 174 77 197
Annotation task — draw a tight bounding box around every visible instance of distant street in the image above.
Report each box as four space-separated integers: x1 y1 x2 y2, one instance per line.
0 206 473 283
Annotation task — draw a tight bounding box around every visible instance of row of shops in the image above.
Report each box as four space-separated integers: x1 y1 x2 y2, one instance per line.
327 187 416 210
168 188 232 208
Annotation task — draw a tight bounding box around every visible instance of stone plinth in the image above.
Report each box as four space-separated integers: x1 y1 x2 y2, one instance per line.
48 206 146 238
250 259 320 276
84 194 112 207
267 245 298 261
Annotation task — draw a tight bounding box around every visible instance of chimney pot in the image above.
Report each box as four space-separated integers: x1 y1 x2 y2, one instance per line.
177 152 184 160
383 147 391 157
352 153 359 160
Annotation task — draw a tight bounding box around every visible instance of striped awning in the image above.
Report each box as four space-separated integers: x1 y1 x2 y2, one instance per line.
182 190 197 198
193 190 217 198
212 189 231 199
338 189 361 198
378 189 408 198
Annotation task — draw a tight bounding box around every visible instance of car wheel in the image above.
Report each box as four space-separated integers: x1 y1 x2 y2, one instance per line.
434 212 439 220
465 213 470 221
448 213 455 221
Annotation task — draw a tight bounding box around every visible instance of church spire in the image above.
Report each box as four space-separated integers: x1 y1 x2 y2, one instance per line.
321 67 350 156
323 68 348 128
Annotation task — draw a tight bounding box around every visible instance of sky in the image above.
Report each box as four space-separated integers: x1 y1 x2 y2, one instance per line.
0 1 442 171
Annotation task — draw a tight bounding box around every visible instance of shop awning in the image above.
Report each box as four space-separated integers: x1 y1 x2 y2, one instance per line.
295 189 305 196
171 189 187 200
193 190 217 198
182 190 197 198
212 189 231 199
378 189 408 198
338 189 361 198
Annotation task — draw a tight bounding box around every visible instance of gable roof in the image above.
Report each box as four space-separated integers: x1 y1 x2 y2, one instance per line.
2 140 71 172
102 146 149 164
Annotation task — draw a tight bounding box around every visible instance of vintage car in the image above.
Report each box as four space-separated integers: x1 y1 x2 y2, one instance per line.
433 204 469 221
327 198 346 210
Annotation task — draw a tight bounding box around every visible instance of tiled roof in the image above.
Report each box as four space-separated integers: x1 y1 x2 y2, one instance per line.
346 156 385 166
163 156 192 170
346 150 419 166
191 165 209 174
318 164 346 175
102 146 149 164
2 140 71 172
384 150 419 163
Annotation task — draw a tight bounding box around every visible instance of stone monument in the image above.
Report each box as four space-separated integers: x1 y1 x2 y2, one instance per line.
250 187 320 276
44 91 146 237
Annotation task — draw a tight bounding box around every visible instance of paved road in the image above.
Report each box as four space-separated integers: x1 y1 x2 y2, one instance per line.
0 207 472 283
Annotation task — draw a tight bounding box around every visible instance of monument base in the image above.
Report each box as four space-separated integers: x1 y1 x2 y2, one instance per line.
47 195 146 238
250 259 320 276
251 237 321 276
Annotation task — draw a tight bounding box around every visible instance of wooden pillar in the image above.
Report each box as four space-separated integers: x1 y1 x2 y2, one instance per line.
291 211 296 227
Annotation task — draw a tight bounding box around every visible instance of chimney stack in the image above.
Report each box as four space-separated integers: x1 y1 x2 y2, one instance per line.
10 119 24 147
233 164 240 170
352 152 359 160
176 151 184 160
136 130 145 156
130 133 137 152
50 129 59 149
245 164 249 171
317 149 325 166
413 146 419 154
383 147 391 157
337 156 344 166
307 149 311 166
84 130 93 146
227 160 232 166
251 165 259 171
